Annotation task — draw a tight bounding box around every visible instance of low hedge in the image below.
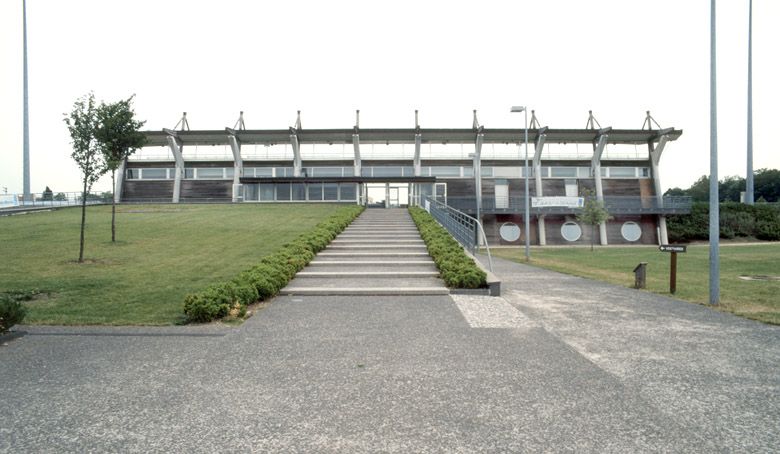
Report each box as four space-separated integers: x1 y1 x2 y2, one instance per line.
1 292 31 333
183 205 364 323
408 207 487 289
667 202 780 242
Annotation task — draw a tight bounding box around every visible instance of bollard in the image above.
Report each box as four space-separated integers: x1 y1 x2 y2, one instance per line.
633 262 648 289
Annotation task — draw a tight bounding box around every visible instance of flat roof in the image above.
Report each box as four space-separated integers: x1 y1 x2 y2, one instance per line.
144 128 682 148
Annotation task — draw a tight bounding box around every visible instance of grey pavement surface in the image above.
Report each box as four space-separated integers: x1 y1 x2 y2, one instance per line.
2 257 779 452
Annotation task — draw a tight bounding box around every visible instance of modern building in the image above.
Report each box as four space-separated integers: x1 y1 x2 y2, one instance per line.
120 110 690 246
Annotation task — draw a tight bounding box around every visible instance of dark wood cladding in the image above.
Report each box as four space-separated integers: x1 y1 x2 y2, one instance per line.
180 181 232 201
481 214 659 245
123 181 173 200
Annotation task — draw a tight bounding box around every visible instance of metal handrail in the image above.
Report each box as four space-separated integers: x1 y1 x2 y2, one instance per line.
422 196 493 272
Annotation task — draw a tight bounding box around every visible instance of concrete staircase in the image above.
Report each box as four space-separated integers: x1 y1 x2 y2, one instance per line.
280 208 449 295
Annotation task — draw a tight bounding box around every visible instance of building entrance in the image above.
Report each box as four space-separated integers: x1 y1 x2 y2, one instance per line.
364 183 409 208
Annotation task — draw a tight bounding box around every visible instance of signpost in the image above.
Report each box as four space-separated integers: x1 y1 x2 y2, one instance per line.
659 245 687 294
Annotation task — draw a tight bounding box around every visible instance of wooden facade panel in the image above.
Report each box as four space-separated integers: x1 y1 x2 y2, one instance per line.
180 180 232 200
122 181 174 200
603 179 642 196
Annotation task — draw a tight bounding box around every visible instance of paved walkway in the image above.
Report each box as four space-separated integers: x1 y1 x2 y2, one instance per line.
1 256 778 452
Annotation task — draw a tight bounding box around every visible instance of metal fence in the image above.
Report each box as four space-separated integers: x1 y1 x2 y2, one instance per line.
446 195 693 215
0 192 112 210
422 196 492 271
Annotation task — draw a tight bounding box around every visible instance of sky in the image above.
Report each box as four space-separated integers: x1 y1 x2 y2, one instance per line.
1 0 778 195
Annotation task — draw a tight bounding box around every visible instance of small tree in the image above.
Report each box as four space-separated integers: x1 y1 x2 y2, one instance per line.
64 93 105 263
577 192 612 251
94 95 146 242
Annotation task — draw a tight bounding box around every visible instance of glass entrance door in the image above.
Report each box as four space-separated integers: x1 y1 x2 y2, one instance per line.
435 183 447 204
388 187 400 207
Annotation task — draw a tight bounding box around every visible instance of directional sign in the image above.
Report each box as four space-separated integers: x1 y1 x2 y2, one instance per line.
659 245 687 253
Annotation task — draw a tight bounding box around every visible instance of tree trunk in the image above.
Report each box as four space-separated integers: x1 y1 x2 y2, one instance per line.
79 178 88 263
591 224 595 252
111 169 116 242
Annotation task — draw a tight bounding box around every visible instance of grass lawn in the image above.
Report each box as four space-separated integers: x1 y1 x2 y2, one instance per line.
492 243 780 325
0 204 345 325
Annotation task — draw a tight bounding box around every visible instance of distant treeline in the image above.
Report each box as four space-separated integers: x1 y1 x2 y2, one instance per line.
665 168 780 203
667 202 780 242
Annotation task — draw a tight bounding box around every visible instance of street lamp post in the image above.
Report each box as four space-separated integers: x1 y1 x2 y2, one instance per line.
511 106 530 261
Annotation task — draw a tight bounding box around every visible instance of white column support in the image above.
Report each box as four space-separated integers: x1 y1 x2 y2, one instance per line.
164 129 184 203
649 132 672 244
227 128 243 202
474 131 484 224
591 128 611 245
533 127 548 245
114 158 127 203
352 132 361 177
290 128 302 177
414 132 422 177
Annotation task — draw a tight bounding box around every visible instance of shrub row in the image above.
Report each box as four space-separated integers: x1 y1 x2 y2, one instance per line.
408 207 487 289
667 202 780 242
183 205 365 323
1 291 32 333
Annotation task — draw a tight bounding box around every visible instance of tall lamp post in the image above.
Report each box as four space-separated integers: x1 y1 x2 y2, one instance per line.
511 106 530 261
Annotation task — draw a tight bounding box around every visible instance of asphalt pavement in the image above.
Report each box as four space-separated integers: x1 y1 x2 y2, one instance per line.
1 256 778 452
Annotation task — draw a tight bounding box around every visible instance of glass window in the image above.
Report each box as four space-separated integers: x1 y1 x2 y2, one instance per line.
600 167 607 177
550 167 578 178
324 183 339 200
185 168 194 179
577 167 591 178
276 183 290 200
401 166 414 177
225 168 234 178
242 168 255 178
141 168 167 179
255 167 273 177
339 183 357 200
463 167 474 177
196 168 224 179
621 222 642 241
291 183 305 200
373 166 403 177
481 167 493 177
430 166 461 177
126 169 139 179
308 183 323 201
639 167 650 178
259 184 274 201
244 184 258 201
343 167 355 177
275 167 294 177
361 167 372 177
609 167 636 178
420 167 432 177
311 167 343 177
494 167 522 178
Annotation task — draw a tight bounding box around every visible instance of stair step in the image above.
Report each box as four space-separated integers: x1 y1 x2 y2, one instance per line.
309 260 434 265
279 287 450 296
296 271 439 278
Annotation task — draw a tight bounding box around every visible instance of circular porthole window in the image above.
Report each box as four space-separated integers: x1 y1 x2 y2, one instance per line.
621 221 642 242
499 222 521 242
561 222 582 242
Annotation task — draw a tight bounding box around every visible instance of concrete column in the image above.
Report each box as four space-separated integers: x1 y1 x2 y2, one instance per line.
533 130 547 245
114 158 127 203
649 134 670 244
227 133 242 202
591 131 610 245
165 133 184 203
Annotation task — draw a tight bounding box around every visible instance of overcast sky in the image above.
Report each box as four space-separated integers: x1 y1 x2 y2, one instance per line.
1 0 778 194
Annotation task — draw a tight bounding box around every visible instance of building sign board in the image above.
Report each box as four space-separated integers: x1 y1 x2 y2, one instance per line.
0 194 19 208
659 245 687 253
531 196 584 208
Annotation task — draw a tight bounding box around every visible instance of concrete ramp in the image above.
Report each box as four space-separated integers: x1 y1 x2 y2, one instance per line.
281 208 449 296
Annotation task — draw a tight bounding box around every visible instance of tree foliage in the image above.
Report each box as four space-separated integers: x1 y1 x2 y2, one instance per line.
576 193 612 251
64 93 105 263
94 95 146 242
665 169 780 202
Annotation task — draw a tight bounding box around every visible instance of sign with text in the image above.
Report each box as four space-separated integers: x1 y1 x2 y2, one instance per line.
531 196 584 208
659 245 687 253
0 194 19 208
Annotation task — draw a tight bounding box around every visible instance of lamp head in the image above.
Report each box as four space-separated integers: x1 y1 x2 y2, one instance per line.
510 106 526 113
